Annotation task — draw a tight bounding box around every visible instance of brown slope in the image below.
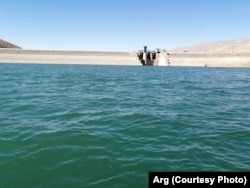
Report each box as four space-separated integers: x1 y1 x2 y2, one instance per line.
0 38 21 49
172 38 250 53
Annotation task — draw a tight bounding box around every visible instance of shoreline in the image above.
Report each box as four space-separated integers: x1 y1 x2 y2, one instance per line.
0 49 250 67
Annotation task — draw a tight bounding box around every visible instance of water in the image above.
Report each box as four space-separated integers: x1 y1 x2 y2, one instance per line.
0 63 249 187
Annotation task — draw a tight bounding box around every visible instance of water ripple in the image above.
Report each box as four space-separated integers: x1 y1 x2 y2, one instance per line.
0 64 249 187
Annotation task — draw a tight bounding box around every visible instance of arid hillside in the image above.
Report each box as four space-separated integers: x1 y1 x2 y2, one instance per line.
0 38 21 48
172 38 250 53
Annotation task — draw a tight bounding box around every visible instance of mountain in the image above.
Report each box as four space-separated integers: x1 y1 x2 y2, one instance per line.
172 38 250 53
0 38 21 49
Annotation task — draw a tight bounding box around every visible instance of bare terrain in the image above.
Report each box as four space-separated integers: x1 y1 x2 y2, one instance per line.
172 38 250 53
0 38 21 49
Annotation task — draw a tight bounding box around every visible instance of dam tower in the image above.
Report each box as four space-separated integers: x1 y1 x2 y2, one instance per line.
137 46 160 65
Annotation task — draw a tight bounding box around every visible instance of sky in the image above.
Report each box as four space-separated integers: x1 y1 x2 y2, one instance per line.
0 0 249 51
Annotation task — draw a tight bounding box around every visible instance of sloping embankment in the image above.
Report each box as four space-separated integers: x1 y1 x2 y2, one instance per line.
159 52 250 67
1 49 250 67
0 49 140 65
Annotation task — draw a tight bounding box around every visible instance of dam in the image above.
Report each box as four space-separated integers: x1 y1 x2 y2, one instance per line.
0 48 249 67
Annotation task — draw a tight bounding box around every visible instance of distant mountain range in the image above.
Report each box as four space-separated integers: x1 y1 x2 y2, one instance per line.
0 38 21 49
172 38 250 53
1 38 250 53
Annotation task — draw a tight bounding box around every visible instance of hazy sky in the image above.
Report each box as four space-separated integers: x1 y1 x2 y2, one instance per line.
0 0 249 51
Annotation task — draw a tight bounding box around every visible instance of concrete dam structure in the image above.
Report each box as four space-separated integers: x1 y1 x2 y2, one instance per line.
137 46 159 65
136 46 171 66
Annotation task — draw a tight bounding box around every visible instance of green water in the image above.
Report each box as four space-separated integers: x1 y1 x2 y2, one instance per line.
0 64 249 187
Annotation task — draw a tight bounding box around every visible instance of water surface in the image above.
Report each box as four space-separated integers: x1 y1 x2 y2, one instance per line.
0 64 249 187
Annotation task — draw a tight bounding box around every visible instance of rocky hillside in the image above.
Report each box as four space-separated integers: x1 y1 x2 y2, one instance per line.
172 38 250 53
0 38 21 48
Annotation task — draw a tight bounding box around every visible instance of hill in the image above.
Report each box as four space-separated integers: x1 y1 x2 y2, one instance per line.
172 38 250 53
0 38 21 49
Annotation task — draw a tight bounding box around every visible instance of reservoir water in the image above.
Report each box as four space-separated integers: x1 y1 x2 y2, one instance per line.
0 63 249 187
